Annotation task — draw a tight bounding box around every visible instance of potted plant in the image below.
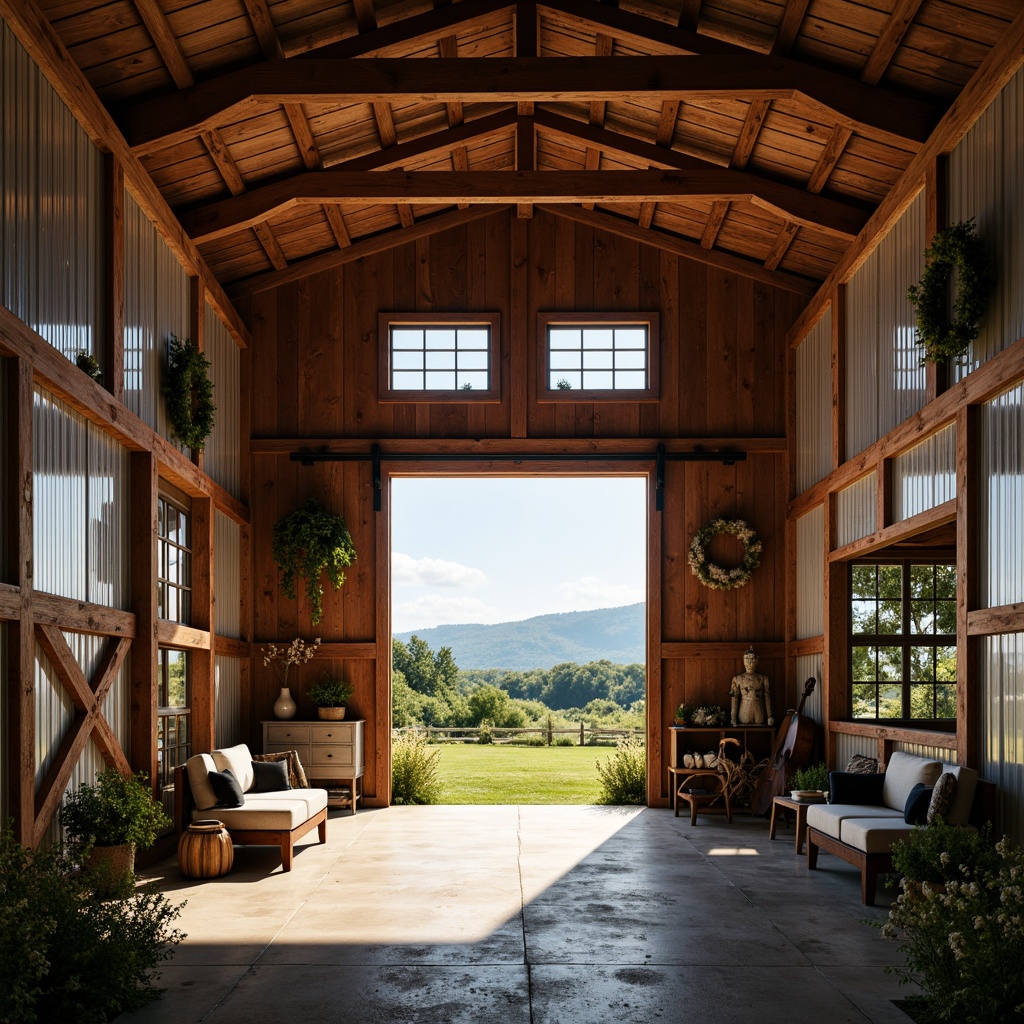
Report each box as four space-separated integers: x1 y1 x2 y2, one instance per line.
61 767 170 893
787 761 829 797
272 498 357 626
307 674 354 720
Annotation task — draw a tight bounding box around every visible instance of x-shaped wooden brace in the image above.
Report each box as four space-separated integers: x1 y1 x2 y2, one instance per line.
32 624 132 847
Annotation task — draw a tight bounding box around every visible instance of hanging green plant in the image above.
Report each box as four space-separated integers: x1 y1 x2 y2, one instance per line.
272 498 357 625
907 219 993 364
163 335 216 452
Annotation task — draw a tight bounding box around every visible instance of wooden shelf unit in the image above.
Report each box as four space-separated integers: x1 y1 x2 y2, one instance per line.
668 725 775 769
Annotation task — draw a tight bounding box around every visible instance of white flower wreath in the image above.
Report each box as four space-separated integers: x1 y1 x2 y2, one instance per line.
687 518 762 591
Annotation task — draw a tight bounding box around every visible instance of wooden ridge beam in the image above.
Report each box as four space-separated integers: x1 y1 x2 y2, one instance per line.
534 109 868 234
118 56 941 155
538 204 819 295
182 169 868 243
226 204 505 297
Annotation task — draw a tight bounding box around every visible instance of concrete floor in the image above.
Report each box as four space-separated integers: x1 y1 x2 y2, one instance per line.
120 806 917 1024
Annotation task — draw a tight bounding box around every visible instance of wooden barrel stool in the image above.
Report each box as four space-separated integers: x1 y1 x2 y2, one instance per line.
178 819 234 878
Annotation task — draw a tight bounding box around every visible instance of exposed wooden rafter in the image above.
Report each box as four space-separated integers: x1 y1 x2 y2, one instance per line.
242 0 283 59
772 0 811 56
118 56 941 156
131 0 194 88
201 129 246 196
861 0 925 86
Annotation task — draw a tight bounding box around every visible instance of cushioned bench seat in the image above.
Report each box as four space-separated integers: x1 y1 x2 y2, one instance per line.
806 751 979 905
175 743 329 872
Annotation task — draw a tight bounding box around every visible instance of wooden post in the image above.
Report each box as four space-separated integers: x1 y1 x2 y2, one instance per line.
579 721 585 746
129 452 159 784
191 497 215 754
956 405 979 767
6 358 35 845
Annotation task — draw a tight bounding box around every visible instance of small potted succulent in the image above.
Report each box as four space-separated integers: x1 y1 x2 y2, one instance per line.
307 674 354 720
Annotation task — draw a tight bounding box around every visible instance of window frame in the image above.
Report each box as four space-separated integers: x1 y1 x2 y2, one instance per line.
378 312 502 402
157 489 192 626
848 558 957 727
537 313 660 402
156 646 191 791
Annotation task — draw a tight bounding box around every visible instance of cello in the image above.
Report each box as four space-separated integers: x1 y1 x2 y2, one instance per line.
749 677 817 815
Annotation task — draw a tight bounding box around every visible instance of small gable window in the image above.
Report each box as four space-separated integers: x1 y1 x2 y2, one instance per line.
538 314 659 401
380 313 500 401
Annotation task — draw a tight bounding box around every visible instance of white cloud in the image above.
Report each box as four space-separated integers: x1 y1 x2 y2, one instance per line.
393 595 502 632
392 552 487 588
554 576 645 609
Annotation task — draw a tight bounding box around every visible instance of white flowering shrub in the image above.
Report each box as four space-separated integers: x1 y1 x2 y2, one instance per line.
883 822 1022 1023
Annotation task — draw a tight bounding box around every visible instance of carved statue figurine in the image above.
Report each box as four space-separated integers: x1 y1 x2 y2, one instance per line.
730 648 773 727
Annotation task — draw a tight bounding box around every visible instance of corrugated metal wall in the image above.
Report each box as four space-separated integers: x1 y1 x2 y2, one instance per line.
795 307 832 493
846 191 927 458
1 18 104 365
892 422 957 521
214 511 241 638
215 656 242 748
980 632 1024 843
796 506 824 639
834 733 877 772
835 472 878 548
795 653 823 729
123 190 189 440
979 382 1024 609
949 64 1024 382
203 303 241 496
32 386 129 607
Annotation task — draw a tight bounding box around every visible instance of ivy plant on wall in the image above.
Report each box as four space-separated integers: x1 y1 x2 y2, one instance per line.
272 498 357 625
163 335 216 452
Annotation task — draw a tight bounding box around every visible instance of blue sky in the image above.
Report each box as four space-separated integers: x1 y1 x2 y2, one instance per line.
391 476 647 632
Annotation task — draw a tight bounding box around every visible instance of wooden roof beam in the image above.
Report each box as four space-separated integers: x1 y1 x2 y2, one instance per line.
540 204 818 296
118 56 941 155
227 205 506 298
286 0 513 58
533 109 869 234
180 168 869 243
771 0 811 56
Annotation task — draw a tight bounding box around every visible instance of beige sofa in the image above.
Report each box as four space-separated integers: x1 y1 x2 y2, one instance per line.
805 750 979 905
175 743 329 872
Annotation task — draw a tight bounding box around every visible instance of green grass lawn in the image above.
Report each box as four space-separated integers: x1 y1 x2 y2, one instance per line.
432 743 610 804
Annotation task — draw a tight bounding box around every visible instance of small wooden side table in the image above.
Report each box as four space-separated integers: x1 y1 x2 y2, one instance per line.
769 795 824 854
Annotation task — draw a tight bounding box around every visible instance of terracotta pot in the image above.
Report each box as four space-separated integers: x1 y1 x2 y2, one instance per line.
84 842 136 895
317 706 346 720
178 820 234 879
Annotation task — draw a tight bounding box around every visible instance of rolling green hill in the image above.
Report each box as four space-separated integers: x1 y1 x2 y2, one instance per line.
394 603 645 670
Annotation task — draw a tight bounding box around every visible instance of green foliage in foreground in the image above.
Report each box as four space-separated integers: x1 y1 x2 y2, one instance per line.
429 744 605 804
882 824 1023 1024
595 736 647 804
391 731 443 805
0 826 184 1024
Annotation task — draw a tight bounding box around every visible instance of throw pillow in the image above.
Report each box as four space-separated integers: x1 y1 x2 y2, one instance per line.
927 771 958 823
208 767 244 807
251 759 291 792
846 753 879 774
252 750 309 789
904 782 933 825
829 771 885 805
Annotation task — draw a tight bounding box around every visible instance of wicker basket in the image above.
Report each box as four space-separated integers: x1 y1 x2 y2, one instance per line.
317 706 346 720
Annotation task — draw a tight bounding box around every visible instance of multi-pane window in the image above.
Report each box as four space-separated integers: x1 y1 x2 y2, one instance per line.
850 562 956 722
539 314 659 399
380 314 501 400
158 495 191 623
157 647 190 790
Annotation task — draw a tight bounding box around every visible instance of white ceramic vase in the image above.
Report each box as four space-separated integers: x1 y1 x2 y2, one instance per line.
273 687 297 720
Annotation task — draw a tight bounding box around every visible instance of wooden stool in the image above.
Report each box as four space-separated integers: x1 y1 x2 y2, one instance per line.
675 770 733 827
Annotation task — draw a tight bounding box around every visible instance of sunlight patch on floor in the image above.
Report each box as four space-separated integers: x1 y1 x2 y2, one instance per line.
706 847 760 856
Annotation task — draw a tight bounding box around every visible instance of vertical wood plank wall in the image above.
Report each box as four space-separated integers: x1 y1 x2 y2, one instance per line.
249 209 804 806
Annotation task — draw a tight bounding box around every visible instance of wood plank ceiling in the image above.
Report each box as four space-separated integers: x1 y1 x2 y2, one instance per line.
35 0 1019 299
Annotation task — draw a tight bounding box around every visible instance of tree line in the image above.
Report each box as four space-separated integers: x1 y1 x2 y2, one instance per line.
392 635 645 731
